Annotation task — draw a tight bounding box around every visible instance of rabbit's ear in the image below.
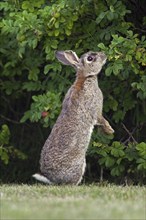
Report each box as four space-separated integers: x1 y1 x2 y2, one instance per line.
55 50 79 68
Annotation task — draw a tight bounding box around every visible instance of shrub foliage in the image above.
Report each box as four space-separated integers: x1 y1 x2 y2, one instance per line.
0 0 146 184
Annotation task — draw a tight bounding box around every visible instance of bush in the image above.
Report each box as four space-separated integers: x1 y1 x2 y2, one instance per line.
0 0 146 184
0 124 27 165
88 138 146 184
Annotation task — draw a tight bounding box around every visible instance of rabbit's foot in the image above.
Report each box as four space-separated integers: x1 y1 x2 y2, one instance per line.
103 124 114 134
98 117 114 134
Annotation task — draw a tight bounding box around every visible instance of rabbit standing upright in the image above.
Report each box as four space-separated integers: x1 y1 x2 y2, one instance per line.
33 50 114 185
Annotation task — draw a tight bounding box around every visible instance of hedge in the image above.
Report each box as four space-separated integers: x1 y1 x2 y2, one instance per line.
0 0 146 184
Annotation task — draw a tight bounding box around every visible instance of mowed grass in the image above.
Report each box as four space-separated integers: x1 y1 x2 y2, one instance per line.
0 184 145 220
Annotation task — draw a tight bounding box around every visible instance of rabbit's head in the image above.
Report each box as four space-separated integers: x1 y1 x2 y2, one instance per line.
55 50 107 77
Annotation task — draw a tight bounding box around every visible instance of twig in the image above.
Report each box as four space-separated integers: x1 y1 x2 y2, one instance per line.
0 114 21 124
122 123 137 144
100 167 104 182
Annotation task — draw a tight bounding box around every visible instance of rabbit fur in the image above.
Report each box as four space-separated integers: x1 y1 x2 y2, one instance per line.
33 50 114 185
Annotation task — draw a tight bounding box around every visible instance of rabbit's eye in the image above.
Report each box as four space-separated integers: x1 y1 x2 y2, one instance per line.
87 56 93 62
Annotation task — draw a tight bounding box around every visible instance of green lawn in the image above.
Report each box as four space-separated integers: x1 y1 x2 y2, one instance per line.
1 184 145 220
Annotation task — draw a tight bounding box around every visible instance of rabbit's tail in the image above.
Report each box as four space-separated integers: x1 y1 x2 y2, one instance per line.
32 173 52 184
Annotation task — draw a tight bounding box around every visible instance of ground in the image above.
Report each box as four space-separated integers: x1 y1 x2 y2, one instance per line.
0 184 146 219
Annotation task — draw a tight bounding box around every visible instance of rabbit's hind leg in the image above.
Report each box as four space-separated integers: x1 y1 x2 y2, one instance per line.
76 159 86 185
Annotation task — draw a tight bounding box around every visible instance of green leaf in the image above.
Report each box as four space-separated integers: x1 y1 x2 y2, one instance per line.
28 68 39 81
65 29 71 36
50 40 58 49
0 125 10 146
111 166 124 176
105 157 115 168
72 14 78 21
98 43 106 50
98 157 106 166
20 111 32 123
32 39 38 49
96 12 107 24
111 148 125 157
55 21 59 28
44 64 51 75
54 29 59 36
0 147 9 165
107 12 114 21
22 81 42 91
113 110 125 123
105 66 113 76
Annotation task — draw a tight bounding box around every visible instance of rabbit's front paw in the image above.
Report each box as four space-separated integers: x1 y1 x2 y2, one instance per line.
101 118 114 134
105 125 114 134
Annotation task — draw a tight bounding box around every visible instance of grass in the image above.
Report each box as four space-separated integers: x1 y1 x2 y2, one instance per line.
0 184 146 220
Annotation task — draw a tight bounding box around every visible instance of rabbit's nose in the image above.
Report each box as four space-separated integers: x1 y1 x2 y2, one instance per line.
99 52 107 60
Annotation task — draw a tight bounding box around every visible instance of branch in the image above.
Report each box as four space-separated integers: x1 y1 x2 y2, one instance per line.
0 114 21 124
122 123 137 144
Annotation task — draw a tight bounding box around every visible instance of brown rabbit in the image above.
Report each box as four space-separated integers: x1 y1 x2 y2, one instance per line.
33 50 114 185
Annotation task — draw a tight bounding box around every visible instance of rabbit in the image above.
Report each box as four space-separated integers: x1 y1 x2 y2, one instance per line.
33 50 114 185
